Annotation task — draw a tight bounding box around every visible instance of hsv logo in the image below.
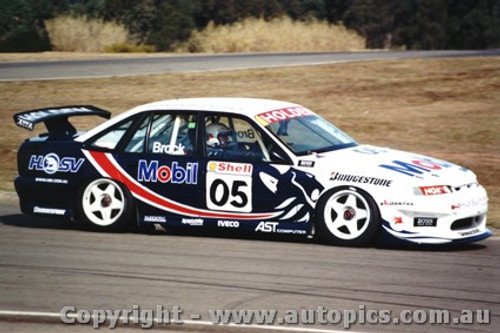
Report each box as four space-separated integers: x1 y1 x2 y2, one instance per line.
419 185 450 196
207 161 252 175
137 160 198 184
29 153 84 175
256 106 314 126
379 158 452 177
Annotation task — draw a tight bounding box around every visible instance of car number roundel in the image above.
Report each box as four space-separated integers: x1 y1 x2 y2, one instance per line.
206 161 253 212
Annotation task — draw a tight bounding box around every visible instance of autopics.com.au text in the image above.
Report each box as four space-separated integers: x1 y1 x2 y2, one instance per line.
60 305 490 329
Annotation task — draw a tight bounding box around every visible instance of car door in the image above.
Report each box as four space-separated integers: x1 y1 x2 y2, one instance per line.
200 113 319 232
113 111 202 225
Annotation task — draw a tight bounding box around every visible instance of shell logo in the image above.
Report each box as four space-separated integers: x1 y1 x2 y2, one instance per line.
206 161 253 175
208 162 217 171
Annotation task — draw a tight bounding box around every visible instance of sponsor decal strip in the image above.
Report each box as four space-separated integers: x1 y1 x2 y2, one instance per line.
413 217 438 227
330 172 392 187
33 206 66 215
419 185 449 196
84 150 278 220
256 106 314 126
379 158 452 177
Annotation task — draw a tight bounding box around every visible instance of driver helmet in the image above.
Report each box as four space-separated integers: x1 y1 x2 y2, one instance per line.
206 123 234 148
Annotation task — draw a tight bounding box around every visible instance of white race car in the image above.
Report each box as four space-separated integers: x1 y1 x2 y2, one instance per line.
14 98 491 246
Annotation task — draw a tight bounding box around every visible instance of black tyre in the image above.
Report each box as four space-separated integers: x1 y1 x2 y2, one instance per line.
316 186 380 246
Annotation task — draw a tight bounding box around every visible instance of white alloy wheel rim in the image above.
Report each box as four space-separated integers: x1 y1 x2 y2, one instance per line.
82 179 125 226
323 190 371 240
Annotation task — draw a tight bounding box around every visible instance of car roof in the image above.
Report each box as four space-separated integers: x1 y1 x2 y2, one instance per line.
129 97 302 117
75 98 304 142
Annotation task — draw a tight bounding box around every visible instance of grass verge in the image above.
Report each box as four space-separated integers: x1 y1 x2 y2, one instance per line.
0 57 498 227
45 15 130 52
176 16 365 53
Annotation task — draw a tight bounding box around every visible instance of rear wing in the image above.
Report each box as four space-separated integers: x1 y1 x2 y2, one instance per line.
14 105 111 139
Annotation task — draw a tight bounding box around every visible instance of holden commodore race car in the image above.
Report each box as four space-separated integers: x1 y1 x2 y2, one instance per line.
13 98 491 246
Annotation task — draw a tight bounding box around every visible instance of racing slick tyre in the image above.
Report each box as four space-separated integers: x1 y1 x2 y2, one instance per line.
76 178 135 231
316 186 380 247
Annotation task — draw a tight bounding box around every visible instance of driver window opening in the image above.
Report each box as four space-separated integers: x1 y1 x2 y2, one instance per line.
205 115 284 163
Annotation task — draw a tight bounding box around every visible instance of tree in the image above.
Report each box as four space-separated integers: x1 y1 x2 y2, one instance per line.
279 0 327 20
2 0 500 52
0 0 67 52
445 0 494 49
342 0 401 48
324 0 351 23
146 0 198 51
69 0 105 18
193 0 282 27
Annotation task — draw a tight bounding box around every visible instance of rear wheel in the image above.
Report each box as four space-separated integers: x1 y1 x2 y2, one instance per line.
77 178 135 231
316 186 380 246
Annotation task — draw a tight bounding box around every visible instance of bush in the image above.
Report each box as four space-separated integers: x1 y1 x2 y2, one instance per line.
45 15 131 52
176 16 366 53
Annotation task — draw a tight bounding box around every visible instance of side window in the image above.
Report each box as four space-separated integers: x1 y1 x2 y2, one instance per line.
205 114 278 162
89 120 134 150
148 113 196 156
124 115 150 153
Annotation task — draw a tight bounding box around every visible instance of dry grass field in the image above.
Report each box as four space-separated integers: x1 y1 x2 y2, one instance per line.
0 57 498 227
45 15 130 52
177 16 365 53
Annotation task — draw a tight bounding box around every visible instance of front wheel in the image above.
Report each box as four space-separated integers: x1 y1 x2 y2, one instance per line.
316 186 380 246
77 178 135 231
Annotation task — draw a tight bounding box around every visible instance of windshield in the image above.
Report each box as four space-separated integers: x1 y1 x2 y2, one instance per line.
258 111 357 156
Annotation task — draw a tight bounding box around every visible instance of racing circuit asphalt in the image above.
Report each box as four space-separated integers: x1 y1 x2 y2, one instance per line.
1 50 500 81
1 51 500 332
0 199 499 333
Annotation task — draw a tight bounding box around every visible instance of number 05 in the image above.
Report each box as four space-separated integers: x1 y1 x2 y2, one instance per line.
209 179 250 211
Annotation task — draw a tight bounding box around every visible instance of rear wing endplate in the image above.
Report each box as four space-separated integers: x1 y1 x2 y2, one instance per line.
14 105 111 131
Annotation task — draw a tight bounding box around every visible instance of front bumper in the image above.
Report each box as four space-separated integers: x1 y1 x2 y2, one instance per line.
378 184 490 244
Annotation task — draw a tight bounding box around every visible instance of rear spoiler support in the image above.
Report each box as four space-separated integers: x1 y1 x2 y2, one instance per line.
13 105 111 139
